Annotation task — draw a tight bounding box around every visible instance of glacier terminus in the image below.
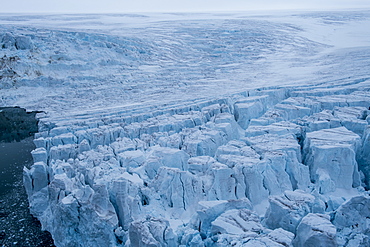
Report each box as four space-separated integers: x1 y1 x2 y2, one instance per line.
1 10 370 247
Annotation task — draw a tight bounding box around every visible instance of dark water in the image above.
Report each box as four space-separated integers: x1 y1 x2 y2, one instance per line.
0 107 55 246
0 139 35 196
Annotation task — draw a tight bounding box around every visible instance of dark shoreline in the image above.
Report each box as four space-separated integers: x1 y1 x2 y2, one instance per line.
0 138 55 247
0 107 55 246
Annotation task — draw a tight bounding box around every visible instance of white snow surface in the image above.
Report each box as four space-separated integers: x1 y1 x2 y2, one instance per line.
1 10 370 247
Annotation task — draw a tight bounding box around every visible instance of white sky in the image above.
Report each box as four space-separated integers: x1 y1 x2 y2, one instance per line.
1 0 370 13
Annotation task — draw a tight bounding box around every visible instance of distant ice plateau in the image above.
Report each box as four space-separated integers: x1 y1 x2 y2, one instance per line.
1 10 370 247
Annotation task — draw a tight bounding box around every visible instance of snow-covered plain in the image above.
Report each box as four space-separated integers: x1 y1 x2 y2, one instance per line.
1 10 370 246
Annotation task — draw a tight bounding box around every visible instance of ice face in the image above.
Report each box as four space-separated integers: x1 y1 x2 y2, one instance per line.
293 213 337 247
21 84 370 246
0 10 369 247
303 127 362 192
264 190 323 234
333 195 370 246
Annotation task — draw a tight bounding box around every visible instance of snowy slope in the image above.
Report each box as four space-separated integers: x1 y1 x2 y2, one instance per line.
1 11 369 121
1 10 370 247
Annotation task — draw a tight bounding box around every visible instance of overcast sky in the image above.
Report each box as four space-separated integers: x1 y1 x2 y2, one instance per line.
1 0 370 13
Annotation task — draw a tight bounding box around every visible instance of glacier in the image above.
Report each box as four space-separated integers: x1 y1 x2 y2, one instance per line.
1 10 370 247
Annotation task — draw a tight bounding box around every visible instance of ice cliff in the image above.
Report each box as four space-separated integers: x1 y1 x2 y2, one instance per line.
23 85 370 246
